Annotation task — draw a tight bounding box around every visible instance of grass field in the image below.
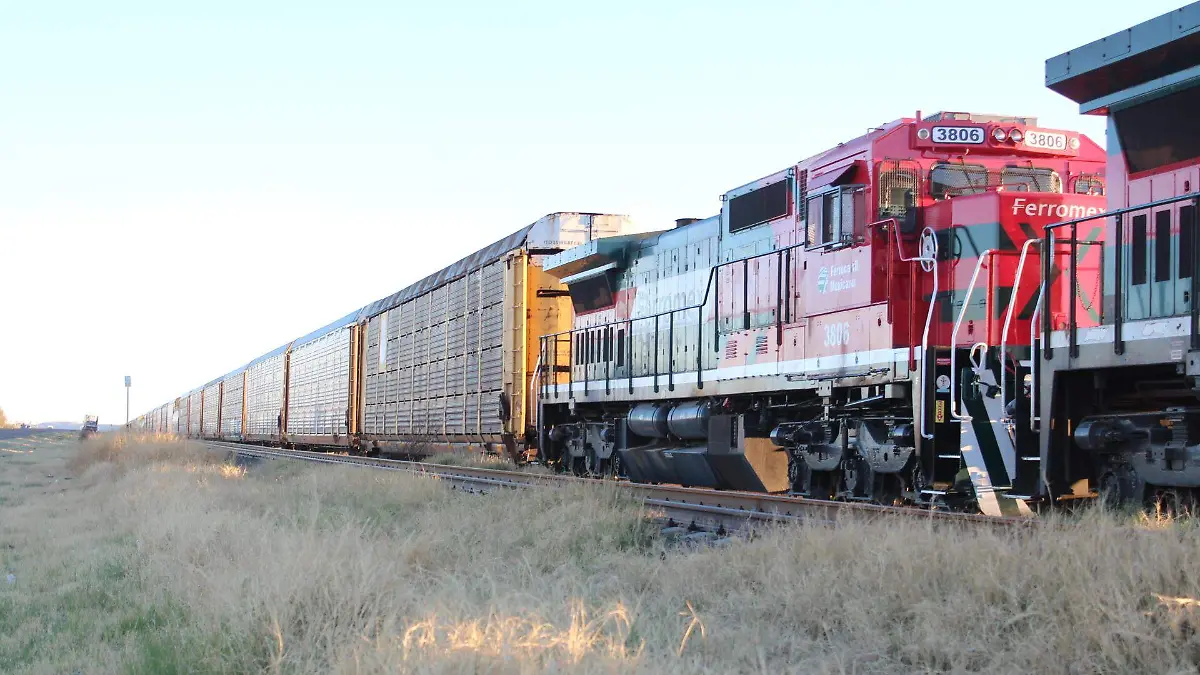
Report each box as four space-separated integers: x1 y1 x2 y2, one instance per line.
2 433 1200 673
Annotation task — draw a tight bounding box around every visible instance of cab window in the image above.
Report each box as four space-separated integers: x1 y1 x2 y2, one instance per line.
930 163 988 199
804 185 865 248
1001 167 1062 193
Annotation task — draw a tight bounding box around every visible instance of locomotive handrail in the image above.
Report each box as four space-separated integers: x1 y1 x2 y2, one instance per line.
1041 191 1200 232
537 219 940 407
529 351 543 440
1000 238 1040 425
950 249 997 421
1040 190 1200 360
1029 285 1043 433
886 222 939 440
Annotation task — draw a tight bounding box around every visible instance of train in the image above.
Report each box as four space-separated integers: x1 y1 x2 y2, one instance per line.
134 213 637 461
132 2 1200 516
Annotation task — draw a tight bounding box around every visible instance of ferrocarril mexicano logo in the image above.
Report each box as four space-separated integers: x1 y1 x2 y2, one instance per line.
817 261 859 294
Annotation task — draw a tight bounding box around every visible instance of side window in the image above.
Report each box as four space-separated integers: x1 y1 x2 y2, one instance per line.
805 186 865 248
1181 205 1196 279
1132 214 1148 286
1155 210 1172 283
805 194 822 245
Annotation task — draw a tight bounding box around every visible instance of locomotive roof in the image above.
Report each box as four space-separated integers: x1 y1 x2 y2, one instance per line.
1047 2 1200 113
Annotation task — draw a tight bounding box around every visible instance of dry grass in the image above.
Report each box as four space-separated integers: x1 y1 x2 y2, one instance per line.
3 433 1200 673
423 451 556 475
424 450 518 469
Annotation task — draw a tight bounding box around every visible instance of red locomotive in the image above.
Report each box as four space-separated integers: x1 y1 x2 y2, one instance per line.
536 111 1106 515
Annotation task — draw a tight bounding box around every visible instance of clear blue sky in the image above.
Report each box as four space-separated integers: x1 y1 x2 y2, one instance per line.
0 0 1180 424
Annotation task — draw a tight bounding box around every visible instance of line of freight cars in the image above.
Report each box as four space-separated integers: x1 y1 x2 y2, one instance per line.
132 213 636 459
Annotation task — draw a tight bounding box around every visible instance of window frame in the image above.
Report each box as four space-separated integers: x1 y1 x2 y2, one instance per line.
929 162 990 200
803 184 867 250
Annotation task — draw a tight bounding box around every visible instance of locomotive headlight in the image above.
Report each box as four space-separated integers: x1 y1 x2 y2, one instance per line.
1009 129 1024 143
1068 137 1080 150
917 128 930 140
992 128 1008 142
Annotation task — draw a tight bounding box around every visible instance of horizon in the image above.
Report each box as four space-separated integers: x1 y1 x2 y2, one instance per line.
0 0 1180 424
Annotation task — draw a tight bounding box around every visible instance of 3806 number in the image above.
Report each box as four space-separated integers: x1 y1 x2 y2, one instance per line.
823 322 851 347
931 126 984 144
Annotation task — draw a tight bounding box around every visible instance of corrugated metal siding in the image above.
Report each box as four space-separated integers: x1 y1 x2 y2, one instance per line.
174 399 185 434
357 226 535 320
286 327 351 436
246 352 286 437
188 391 202 436
221 372 244 439
202 382 221 436
363 257 509 439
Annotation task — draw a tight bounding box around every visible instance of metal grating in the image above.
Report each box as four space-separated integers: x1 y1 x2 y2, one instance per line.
245 352 285 437
221 372 244 438
286 327 351 436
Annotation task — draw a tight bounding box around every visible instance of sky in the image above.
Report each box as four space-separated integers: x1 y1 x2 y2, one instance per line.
0 0 1184 424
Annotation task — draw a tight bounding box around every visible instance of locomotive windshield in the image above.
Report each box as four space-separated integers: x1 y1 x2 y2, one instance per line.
931 163 989 198
930 162 1063 199
999 167 1061 192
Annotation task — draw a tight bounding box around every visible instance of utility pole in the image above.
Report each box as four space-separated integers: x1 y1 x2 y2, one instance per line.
125 376 131 430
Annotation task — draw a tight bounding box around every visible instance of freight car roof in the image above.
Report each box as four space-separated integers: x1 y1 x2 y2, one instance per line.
1046 2 1200 112
354 223 537 320
293 309 361 347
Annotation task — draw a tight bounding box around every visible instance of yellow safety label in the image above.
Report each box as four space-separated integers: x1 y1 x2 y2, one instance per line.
935 400 946 424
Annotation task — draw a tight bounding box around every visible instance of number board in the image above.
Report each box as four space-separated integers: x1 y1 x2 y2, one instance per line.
930 126 984 145
1024 130 1068 151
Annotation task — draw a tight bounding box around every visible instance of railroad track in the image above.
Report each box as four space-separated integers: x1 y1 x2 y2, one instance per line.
203 441 1030 534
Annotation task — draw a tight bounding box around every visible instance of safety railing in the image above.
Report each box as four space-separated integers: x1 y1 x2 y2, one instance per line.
999 238 1042 431
536 219 942 407
948 249 996 422
1041 192 1200 359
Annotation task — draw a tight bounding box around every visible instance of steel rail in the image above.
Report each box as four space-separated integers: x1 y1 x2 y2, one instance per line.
202 440 1031 532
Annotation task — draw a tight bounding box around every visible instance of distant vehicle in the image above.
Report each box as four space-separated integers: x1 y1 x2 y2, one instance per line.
79 415 99 440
